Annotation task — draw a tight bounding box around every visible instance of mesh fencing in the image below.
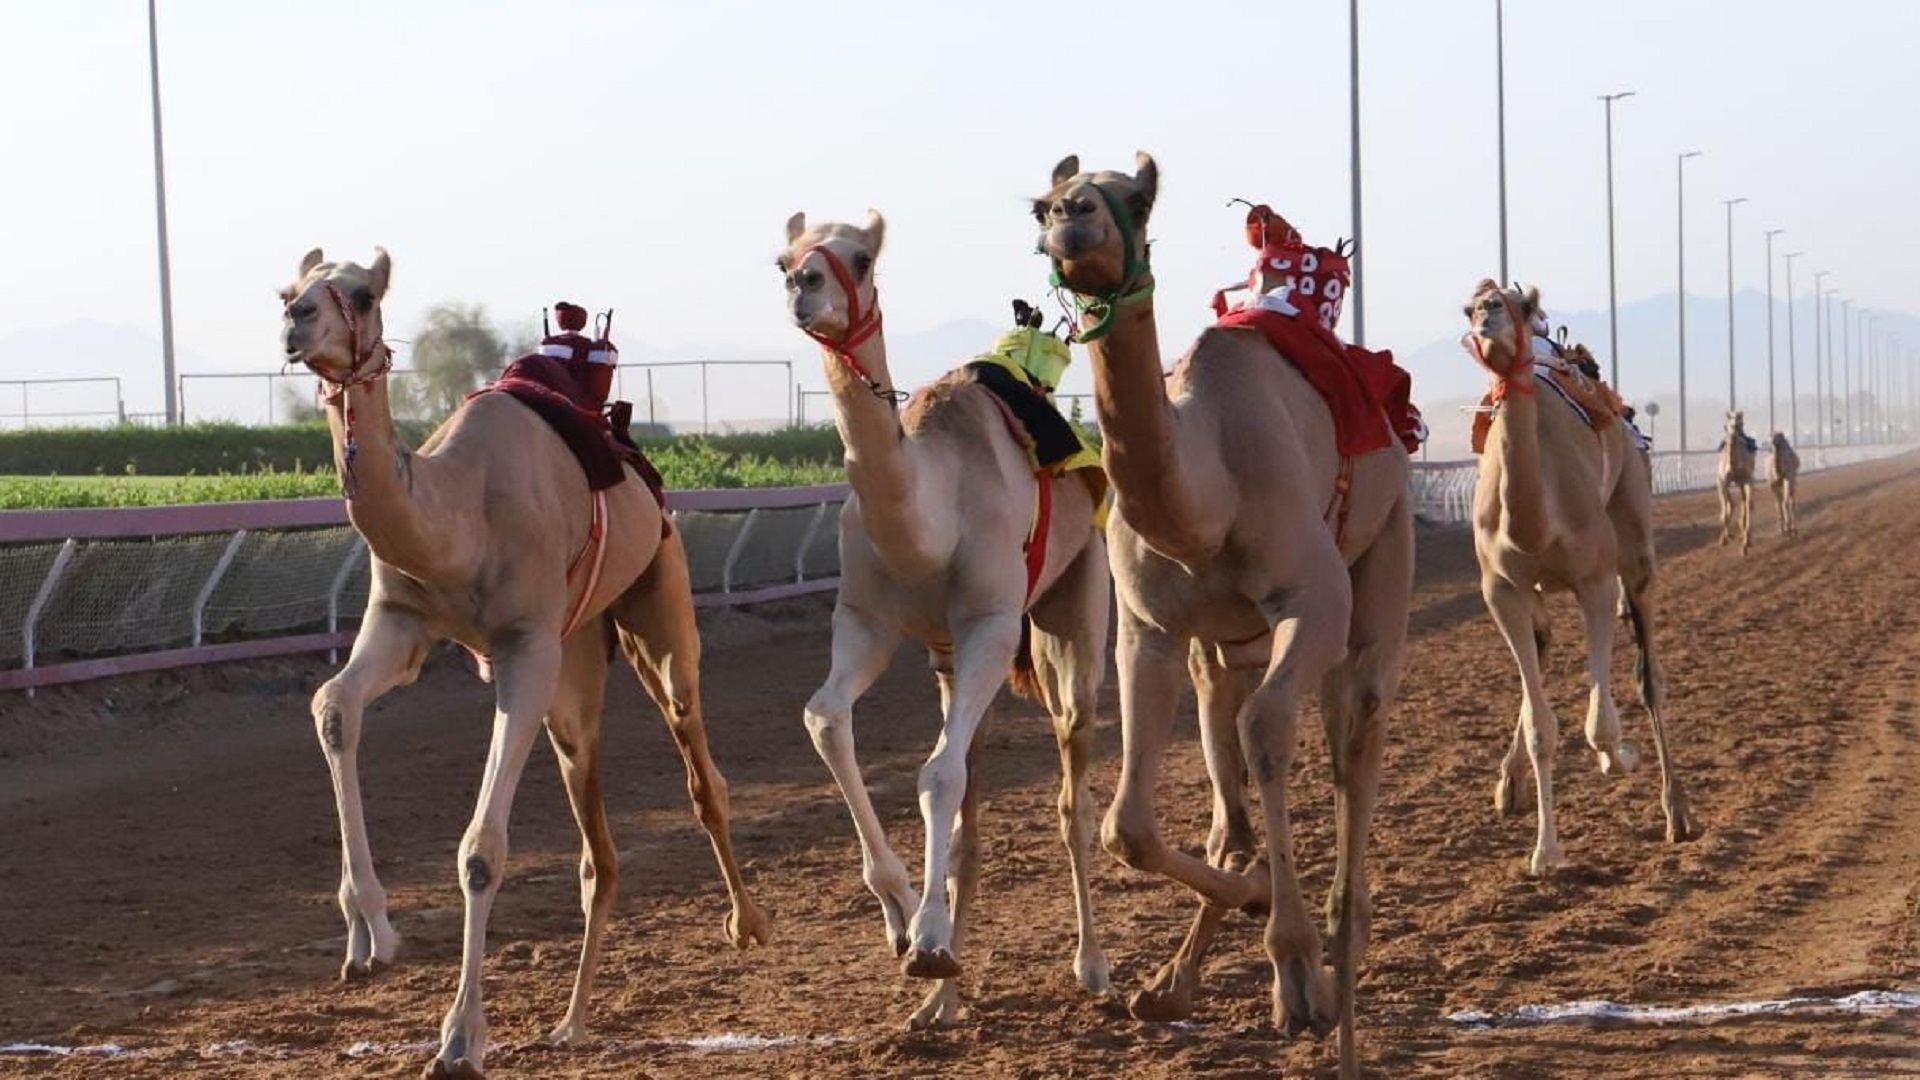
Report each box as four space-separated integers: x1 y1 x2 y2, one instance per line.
3 443 1911 687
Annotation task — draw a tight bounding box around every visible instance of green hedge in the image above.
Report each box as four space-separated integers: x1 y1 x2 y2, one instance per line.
0 421 849 476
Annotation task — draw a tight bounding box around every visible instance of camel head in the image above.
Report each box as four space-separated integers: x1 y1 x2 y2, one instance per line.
1462 279 1539 383
1033 152 1158 309
281 247 392 384
1771 430 1789 450
1726 410 1747 437
778 210 885 345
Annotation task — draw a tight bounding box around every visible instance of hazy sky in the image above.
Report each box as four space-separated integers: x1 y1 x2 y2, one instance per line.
3 0 1916 419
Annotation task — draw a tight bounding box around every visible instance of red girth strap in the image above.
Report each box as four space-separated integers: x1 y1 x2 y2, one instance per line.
977 392 1052 604
560 491 609 639
791 242 897 402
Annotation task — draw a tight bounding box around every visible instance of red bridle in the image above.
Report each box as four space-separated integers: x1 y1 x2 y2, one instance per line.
289 280 393 499
1465 289 1536 403
790 243 901 403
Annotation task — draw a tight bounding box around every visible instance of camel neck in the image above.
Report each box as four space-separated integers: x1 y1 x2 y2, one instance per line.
324 377 446 577
818 333 940 578
1084 287 1213 559
1489 385 1551 552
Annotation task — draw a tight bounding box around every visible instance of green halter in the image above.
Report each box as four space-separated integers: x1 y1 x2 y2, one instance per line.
1044 181 1155 343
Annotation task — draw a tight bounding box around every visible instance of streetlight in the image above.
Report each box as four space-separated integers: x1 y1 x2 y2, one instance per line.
1495 0 1509 284
1349 0 1366 347
147 0 178 426
1842 298 1852 443
1676 150 1703 452
1813 272 1830 445
1763 228 1785 434
1782 250 1802 440
1601 90 1636 389
1722 197 1747 417
1824 287 1839 444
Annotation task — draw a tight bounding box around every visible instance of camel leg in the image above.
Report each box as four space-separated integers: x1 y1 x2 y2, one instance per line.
1717 481 1733 546
429 631 563 1080
1318 497 1412 1080
1127 639 1258 1024
908 732 981 1029
1027 538 1114 997
612 530 771 949
903 610 1022 980
1102 602 1267 912
1785 478 1797 536
543 621 616 1049
804 602 916 954
1496 590 1552 816
1740 484 1752 554
1576 579 1641 777
1483 577 1566 874
1618 573 1694 844
1772 480 1788 536
1243 574 1352 1041
310 599 431 980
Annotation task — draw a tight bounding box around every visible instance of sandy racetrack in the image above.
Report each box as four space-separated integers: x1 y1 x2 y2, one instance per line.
2 455 1918 1078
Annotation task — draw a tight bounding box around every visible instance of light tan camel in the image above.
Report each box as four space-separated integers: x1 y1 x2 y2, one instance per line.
778 213 1113 1028
1718 411 1757 553
1036 153 1411 1080
280 249 770 1079
1461 281 1693 877
1769 431 1801 536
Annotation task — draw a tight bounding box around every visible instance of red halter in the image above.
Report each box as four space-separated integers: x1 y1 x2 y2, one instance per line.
291 280 393 499
791 243 900 403
1465 289 1536 403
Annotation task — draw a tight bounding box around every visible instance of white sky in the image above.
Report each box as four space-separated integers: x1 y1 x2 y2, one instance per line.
2 0 1915 417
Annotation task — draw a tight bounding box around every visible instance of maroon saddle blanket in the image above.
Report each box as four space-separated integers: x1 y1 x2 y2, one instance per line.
474 354 668 523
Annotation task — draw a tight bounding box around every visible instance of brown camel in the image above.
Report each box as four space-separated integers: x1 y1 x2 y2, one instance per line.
1036 153 1412 1080
778 213 1113 1027
1461 280 1692 877
1768 431 1801 536
280 249 771 1079
1718 410 1757 553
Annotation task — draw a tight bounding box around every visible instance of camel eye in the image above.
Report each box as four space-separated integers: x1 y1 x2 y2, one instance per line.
851 252 872 277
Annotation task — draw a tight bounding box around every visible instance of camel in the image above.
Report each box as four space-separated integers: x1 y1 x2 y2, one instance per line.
1718 411 1757 553
777 212 1113 1027
1036 153 1412 1080
279 248 770 1079
1460 281 1693 878
1769 431 1801 536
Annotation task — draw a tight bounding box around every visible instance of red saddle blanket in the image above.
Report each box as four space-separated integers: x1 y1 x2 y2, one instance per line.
475 354 668 524
1215 306 1421 457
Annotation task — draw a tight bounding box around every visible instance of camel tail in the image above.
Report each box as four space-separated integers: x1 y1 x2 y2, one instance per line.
1007 615 1043 702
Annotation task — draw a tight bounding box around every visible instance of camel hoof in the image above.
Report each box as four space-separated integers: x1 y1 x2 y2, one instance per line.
425 1058 484 1080
339 955 392 982
1274 958 1337 1041
903 947 961 980
1601 740 1642 776
1128 983 1196 1023
725 899 774 950
547 1021 589 1049
906 985 962 1030
1493 773 1521 816
1076 949 1112 996
1527 847 1569 876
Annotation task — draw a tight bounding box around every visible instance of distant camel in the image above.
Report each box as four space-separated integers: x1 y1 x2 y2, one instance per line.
1718 411 1757 554
1768 431 1801 536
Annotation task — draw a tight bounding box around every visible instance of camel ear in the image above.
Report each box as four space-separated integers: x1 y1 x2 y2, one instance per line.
863 209 886 255
1523 285 1541 314
367 247 391 299
1051 154 1080 187
785 212 807 244
299 248 324 277
1133 151 1159 210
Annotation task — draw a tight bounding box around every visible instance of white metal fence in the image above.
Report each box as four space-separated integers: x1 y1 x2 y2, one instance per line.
0 485 846 692
2 444 1911 692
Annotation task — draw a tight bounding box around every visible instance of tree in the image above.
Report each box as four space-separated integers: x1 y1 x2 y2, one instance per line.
393 302 508 422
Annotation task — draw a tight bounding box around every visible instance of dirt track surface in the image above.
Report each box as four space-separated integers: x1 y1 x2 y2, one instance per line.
3 456 1919 1079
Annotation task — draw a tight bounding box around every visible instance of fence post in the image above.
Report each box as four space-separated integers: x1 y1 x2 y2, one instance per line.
794 500 831 583
22 539 78 693
327 535 368 663
720 508 762 594
192 530 251 647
